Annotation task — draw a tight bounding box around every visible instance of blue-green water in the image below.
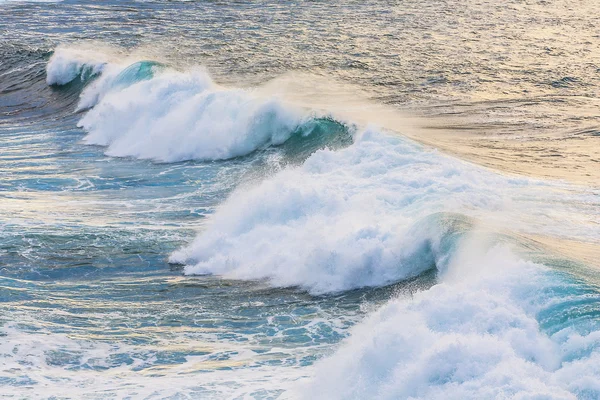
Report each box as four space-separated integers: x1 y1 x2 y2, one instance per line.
1 1 599 399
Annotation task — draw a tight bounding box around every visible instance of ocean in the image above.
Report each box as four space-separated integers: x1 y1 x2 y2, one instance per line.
1 1 599 399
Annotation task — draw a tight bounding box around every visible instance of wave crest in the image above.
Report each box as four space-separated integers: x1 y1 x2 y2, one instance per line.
78 69 309 162
46 47 107 86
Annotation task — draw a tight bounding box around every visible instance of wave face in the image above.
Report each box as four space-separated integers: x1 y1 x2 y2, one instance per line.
110 60 162 89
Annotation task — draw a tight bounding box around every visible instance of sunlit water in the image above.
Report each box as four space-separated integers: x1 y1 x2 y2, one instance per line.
1 1 600 399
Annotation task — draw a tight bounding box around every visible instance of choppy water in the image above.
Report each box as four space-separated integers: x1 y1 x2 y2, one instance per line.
1 1 599 399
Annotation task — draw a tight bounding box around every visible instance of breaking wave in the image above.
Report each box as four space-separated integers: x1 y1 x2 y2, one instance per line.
299 245 600 399
46 47 353 162
169 127 600 398
169 128 596 294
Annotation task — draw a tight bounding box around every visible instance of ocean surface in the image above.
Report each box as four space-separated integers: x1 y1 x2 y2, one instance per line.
1 1 599 399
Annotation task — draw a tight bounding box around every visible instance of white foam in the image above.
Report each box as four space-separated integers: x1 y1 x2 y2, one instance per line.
172 131 499 292
0 322 307 399
77 68 304 162
298 245 600 399
45 47 107 86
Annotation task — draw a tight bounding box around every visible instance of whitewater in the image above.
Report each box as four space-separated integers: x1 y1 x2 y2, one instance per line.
2 1 600 399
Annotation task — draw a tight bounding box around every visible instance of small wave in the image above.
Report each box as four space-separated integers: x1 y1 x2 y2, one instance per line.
45 47 163 110
0 46 83 123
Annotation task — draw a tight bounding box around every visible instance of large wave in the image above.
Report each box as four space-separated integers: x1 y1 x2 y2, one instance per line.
170 128 598 294
298 244 600 399
46 47 352 162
